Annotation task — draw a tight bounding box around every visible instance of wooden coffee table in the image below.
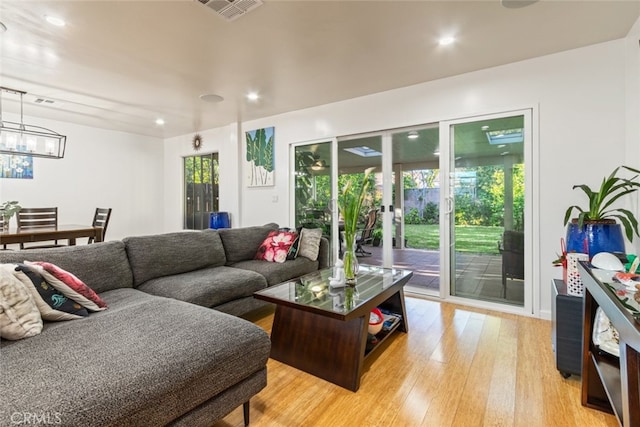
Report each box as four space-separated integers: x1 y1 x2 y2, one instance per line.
254 265 412 391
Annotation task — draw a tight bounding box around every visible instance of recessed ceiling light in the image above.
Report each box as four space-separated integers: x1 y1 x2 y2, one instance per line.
200 94 224 103
438 36 455 46
481 125 490 131
45 15 66 27
408 131 419 139
155 118 165 126
247 92 259 101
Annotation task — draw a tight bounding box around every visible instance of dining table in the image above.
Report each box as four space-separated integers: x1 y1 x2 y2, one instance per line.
0 224 104 246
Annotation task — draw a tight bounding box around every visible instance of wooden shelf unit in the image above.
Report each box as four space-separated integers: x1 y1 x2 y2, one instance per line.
578 262 640 427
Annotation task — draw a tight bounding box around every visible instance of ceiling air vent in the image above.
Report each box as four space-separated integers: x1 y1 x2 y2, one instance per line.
33 98 55 105
197 0 263 22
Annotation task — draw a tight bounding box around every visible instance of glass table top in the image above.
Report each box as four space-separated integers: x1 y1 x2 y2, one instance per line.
590 267 640 322
255 264 412 315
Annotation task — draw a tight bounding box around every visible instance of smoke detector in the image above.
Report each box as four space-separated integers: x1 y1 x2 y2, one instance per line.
197 0 263 22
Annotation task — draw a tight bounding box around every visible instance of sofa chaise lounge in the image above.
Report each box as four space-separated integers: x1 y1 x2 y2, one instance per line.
0 223 328 426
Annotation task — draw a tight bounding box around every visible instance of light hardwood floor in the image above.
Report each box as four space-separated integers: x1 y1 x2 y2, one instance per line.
213 296 618 427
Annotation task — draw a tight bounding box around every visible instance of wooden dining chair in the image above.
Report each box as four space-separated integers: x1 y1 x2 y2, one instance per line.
17 207 65 249
89 207 112 243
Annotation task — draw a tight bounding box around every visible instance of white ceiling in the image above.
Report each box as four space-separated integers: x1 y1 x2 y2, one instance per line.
1 0 639 139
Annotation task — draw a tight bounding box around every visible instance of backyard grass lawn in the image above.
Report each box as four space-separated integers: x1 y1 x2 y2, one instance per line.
404 224 504 254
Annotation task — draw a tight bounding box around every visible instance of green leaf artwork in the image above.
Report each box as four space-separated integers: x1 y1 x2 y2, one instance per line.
245 127 275 187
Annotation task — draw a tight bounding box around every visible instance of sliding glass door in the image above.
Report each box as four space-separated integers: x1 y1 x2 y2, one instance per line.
292 126 440 289
292 141 334 256
290 110 533 313
441 110 531 310
389 125 440 294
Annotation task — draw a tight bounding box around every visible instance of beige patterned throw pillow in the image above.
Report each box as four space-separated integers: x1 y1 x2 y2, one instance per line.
298 228 323 261
0 264 43 340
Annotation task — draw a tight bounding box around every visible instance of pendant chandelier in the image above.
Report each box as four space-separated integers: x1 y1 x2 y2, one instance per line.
0 86 67 159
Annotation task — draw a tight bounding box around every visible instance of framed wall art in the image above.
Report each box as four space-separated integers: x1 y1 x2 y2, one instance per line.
245 126 274 187
0 154 33 179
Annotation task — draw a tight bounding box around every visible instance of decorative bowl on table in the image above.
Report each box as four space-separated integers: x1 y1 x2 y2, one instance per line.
368 308 384 335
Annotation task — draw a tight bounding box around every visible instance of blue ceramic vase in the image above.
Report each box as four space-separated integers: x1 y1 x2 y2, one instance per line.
565 220 625 256
209 212 230 229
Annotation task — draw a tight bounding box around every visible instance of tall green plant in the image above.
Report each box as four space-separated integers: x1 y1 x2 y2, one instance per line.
338 168 374 251
563 165 640 241
338 168 374 281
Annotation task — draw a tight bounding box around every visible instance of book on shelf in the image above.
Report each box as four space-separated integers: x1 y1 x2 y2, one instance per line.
380 310 402 331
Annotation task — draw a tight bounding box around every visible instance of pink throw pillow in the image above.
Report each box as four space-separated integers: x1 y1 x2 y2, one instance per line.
255 231 297 263
28 261 107 309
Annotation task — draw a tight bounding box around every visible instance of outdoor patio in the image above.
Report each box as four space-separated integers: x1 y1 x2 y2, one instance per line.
360 244 524 306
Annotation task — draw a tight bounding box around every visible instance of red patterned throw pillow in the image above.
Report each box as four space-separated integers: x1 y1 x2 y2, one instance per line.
26 261 107 310
255 230 297 263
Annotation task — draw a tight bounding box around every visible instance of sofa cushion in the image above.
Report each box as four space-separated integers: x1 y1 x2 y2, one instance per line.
286 229 302 260
232 257 320 286
25 262 107 312
0 264 42 340
124 229 226 287
136 266 267 308
218 223 278 264
255 230 297 263
0 241 134 293
13 264 89 321
298 227 323 261
0 288 271 427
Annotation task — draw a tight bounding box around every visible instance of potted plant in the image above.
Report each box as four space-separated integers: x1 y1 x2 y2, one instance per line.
563 165 640 255
0 200 21 231
371 227 382 247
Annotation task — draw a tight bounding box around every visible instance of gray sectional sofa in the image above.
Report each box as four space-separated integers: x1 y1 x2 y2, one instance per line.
0 223 328 426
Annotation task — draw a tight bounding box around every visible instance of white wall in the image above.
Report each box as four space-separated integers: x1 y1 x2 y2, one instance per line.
625 17 640 255
0 116 164 241
165 39 631 318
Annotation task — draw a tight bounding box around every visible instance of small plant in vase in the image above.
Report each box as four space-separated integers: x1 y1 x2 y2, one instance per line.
338 167 374 285
0 201 21 231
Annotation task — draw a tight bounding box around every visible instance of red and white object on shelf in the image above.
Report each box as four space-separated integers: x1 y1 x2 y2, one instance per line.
566 252 589 296
368 308 384 335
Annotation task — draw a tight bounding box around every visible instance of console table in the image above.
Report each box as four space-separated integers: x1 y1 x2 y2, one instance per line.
578 262 640 426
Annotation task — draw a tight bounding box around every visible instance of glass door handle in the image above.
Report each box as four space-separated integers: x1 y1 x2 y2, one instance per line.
445 197 453 214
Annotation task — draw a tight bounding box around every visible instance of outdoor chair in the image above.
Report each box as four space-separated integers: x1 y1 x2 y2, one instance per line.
355 209 378 256
498 230 525 298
